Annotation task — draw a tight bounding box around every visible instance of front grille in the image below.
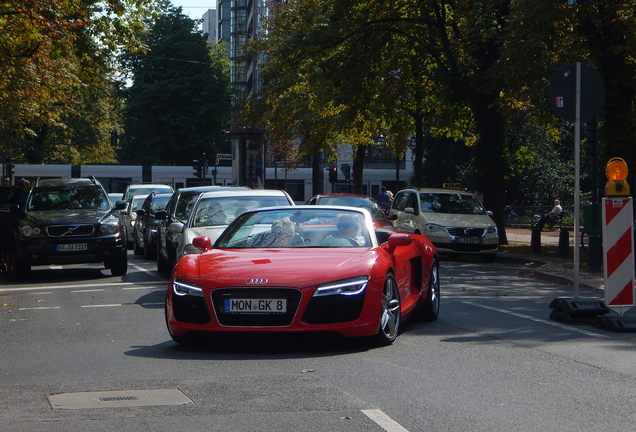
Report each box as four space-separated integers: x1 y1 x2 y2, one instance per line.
212 288 301 327
47 224 95 237
447 227 485 237
303 292 365 324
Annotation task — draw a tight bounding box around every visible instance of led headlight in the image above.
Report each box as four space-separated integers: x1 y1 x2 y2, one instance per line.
173 279 204 297
426 223 447 233
313 276 368 297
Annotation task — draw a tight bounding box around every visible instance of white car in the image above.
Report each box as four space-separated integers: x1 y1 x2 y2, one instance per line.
389 188 498 261
175 189 295 260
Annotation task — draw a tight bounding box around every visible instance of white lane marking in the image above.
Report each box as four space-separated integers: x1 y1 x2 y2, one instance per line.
81 304 123 308
18 306 61 311
0 281 164 293
70 289 105 293
362 409 410 432
131 263 158 276
32 292 53 295
463 302 609 338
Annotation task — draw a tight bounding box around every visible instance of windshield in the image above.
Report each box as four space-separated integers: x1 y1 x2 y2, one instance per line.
317 196 385 219
28 186 110 211
191 195 290 227
216 208 371 248
419 192 486 215
124 186 172 201
150 195 170 212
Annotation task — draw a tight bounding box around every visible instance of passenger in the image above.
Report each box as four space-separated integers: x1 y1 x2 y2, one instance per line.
322 214 364 247
249 217 304 247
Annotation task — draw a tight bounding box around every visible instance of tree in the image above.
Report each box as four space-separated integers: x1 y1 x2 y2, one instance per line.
0 0 157 163
119 5 231 165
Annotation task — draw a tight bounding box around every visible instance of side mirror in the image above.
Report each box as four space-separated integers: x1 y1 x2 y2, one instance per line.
387 213 398 220
136 208 146 217
192 236 212 252
168 221 184 234
387 233 412 252
114 200 127 211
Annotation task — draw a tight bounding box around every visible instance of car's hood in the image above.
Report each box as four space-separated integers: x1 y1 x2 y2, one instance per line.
191 249 376 287
419 213 495 228
25 209 111 224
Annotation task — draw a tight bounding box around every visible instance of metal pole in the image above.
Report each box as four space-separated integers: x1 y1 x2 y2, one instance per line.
574 62 581 297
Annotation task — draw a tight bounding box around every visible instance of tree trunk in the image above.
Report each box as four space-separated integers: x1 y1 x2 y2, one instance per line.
472 99 508 245
352 146 366 194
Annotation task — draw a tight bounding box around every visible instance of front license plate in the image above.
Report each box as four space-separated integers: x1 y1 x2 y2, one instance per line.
455 237 480 244
223 298 287 314
56 243 88 252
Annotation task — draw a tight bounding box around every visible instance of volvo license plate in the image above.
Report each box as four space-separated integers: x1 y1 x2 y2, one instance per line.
56 243 88 252
223 298 287 313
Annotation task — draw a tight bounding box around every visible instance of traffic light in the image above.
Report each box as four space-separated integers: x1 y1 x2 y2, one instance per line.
4 157 14 180
193 159 202 178
341 164 351 182
328 165 338 183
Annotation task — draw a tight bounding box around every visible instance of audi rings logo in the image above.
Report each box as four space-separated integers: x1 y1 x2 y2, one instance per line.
246 278 268 285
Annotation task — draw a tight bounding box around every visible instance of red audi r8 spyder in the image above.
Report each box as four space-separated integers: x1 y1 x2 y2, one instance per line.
165 206 440 346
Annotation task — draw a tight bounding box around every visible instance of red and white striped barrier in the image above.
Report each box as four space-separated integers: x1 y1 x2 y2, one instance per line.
602 197 635 309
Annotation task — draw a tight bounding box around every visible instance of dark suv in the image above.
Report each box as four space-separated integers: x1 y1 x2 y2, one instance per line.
11 177 128 278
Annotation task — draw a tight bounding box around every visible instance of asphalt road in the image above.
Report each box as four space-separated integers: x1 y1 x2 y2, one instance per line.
1 253 635 431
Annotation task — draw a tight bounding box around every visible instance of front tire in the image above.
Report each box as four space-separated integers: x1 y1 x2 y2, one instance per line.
374 273 400 345
421 260 440 321
110 248 128 276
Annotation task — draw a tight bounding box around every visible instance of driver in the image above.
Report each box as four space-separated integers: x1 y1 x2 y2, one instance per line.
195 200 226 226
249 217 304 247
322 214 364 247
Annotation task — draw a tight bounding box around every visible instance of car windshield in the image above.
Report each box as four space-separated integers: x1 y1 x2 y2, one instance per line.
191 196 290 227
150 195 170 212
175 191 204 219
28 186 110 211
216 208 371 248
125 186 172 201
419 192 486 215
129 196 147 211
317 196 385 219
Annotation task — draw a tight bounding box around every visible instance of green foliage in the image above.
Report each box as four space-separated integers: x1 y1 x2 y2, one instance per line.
119 5 231 165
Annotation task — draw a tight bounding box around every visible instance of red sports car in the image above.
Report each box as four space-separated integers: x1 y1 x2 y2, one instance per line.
165 206 439 346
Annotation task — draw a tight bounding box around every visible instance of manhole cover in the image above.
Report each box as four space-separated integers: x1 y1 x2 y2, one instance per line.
48 389 193 409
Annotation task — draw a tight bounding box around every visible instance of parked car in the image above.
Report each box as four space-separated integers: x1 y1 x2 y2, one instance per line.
132 192 172 258
122 183 174 202
155 185 250 275
306 193 394 229
165 205 439 346
8 177 127 278
120 194 149 246
177 189 295 260
389 187 498 261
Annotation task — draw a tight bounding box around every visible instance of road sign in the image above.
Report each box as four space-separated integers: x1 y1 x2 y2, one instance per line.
216 153 232 160
602 197 635 312
548 64 605 123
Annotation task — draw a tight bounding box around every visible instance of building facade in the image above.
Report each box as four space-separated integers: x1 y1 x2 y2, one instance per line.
201 9 217 44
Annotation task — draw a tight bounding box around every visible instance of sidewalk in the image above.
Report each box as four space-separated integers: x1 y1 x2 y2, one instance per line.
500 227 605 291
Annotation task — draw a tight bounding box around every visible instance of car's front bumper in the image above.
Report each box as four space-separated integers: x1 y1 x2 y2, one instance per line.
16 234 126 265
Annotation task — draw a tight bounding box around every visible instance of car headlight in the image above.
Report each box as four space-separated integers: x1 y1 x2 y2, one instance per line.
486 226 498 234
100 222 121 234
313 276 368 297
183 243 202 255
426 223 447 233
173 279 204 297
19 225 44 238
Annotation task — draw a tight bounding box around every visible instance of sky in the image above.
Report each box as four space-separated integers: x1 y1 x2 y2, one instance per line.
169 0 215 22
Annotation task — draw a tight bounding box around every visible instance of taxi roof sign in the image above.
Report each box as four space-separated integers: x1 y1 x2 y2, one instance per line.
442 182 462 190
